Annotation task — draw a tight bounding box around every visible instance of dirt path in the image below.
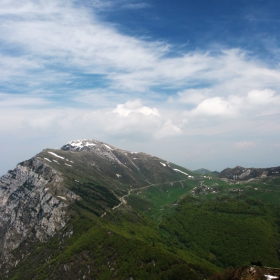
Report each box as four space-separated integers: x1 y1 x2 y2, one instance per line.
111 179 185 211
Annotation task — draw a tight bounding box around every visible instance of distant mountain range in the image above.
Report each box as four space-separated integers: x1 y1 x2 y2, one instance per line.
0 139 280 279
193 168 213 174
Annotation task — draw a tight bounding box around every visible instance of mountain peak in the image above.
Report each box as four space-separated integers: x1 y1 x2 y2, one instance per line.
61 139 114 152
61 139 130 165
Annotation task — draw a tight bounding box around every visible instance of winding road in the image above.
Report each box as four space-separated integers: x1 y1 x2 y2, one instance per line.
101 179 186 217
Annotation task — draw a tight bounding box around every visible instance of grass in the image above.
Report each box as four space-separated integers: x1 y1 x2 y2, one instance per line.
5 148 280 279
9 209 217 280
126 180 197 222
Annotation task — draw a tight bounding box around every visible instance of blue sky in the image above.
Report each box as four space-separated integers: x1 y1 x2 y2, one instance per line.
0 0 280 175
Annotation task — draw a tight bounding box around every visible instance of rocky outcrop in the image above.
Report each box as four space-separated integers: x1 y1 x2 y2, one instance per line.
0 158 78 273
61 139 127 165
220 166 280 180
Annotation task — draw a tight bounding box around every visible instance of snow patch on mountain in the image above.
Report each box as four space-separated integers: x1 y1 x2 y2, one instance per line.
67 139 96 150
103 144 112 150
173 169 188 176
48 152 65 159
61 139 130 168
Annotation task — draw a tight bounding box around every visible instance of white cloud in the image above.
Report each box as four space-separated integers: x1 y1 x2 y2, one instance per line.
247 89 280 105
155 119 182 138
84 0 114 10
121 3 151 9
178 87 280 121
112 100 159 117
0 0 166 91
0 0 280 175
104 100 181 138
0 93 50 107
187 97 236 117
1 0 279 95
171 88 211 105
1 98 176 141
83 1 150 11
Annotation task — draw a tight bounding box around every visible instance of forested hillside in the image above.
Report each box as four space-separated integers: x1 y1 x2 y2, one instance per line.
1 140 280 279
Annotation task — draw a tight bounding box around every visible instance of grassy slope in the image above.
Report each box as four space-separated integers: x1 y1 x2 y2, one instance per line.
126 180 199 222
124 172 280 269
9 206 217 280
8 151 218 279
7 148 280 279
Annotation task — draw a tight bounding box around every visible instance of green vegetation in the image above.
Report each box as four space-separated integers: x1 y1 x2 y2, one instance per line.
160 196 280 268
126 180 198 222
9 208 215 280
5 148 280 279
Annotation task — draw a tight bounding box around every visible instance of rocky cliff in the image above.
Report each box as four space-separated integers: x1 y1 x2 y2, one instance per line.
0 157 78 274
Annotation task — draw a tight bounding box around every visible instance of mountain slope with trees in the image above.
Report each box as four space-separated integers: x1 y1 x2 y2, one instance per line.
0 139 280 279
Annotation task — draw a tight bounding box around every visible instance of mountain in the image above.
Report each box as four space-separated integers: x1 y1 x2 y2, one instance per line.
1 139 280 279
220 165 280 180
0 139 205 279
193 168 213 174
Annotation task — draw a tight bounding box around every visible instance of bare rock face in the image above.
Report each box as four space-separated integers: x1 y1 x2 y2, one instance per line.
61 139 125 164
0 158 77 273
220 165 280 180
